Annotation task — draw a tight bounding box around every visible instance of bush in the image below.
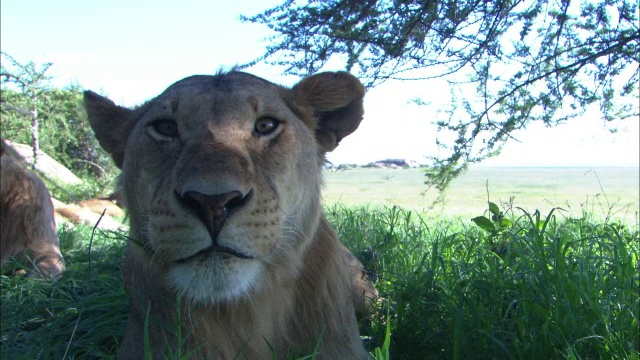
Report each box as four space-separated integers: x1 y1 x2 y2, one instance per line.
0 87 117 181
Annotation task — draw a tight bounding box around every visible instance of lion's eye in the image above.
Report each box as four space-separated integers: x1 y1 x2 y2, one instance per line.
254 117 279 136
150 119 179 139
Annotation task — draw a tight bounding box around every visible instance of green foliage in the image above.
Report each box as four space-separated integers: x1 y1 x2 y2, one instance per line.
244 0 640 190
470 204 515 233
371 308 391 360
46 176 116 204
329 205 639 359
1 87 116 180
1 224 128 359
1 52 117 183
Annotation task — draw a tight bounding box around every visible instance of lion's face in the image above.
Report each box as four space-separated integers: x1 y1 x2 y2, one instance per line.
85 72 365 304
123 74 322 303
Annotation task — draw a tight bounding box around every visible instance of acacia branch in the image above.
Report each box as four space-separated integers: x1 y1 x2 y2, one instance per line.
473 33 639 127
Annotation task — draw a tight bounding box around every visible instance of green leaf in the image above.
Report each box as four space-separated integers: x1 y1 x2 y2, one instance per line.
489 202 500 216
144 303 152 360
472 216 495 232
500 218 513 227
372 307 392 360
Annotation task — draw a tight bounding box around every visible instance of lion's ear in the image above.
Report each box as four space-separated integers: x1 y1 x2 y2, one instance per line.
292 72 365 153
84 91 136 168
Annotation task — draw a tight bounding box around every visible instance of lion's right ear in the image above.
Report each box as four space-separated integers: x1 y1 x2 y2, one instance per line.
84 91 136 168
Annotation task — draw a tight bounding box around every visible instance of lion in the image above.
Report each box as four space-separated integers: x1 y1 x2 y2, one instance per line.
0 139 65 278
53 194 126 231
84 70 376 359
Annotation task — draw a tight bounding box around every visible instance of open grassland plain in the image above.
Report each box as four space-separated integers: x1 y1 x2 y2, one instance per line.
1 167 638 359
323 167 640 223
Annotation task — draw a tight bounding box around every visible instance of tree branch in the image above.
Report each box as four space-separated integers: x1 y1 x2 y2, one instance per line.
0 102 33 117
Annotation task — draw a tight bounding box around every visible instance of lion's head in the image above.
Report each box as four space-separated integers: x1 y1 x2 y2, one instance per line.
86 71 364 305
85 71 371 359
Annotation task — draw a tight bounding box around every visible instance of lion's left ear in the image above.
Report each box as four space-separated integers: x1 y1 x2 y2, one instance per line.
292 72 365 153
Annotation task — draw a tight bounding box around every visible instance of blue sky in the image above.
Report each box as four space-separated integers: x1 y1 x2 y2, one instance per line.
2 0 638 167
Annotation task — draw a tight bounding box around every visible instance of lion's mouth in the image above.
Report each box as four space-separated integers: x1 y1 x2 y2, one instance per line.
172 189 255 263
176 244 253 263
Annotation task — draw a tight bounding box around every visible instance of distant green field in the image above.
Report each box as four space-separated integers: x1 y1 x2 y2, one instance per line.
322 167 640 223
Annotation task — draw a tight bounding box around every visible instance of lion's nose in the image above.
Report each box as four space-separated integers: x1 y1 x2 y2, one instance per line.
179 190 252 237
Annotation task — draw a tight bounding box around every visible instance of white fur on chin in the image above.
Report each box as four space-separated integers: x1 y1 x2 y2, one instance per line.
168 257 262 304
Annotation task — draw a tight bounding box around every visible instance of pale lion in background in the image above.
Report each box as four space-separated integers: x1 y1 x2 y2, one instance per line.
1 139 64 278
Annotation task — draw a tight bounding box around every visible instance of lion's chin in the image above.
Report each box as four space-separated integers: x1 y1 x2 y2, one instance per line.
168 257 261 304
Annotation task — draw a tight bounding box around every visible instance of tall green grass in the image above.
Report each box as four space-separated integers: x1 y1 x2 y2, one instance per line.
2 205 638 359
1 224 127 359
329 204 639 359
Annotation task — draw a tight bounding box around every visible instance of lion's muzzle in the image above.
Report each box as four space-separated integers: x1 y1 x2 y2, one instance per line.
175 188 254 260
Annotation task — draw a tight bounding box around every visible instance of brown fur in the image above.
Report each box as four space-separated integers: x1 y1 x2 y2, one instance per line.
0 139 64 278
53 196 125 230
340 243 379 317
85 71 374 359
78 197 125 217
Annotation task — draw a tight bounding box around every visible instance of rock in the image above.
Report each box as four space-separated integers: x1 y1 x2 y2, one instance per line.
4 141 82 186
